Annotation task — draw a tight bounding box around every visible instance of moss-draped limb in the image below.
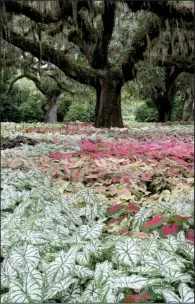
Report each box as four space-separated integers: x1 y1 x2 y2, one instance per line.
91 1 116 69
2 0 70 24
1 27 99 87
125 1 194 27
156 56 194 74
120 14 161 82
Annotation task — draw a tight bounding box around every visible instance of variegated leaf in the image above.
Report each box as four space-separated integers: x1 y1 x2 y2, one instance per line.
79 224 103 240
74 265 94 279
46 246 78 284
9 244 40 269
44 276 78 300
115 239 140 267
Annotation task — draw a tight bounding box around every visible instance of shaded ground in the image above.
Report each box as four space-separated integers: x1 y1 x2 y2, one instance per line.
1 135 50 150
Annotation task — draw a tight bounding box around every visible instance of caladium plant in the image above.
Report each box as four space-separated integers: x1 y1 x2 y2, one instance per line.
1 168 194 303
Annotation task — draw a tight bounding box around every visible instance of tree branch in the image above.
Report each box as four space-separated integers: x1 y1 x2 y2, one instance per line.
6 74 26 94
125 1 194 26
91 0 116 69
1 27 99 87
3 0 72 24
120 14 161 82
157 56 194 74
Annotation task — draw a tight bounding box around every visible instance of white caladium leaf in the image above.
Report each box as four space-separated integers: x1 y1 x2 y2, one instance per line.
160 236 179 252
44 276 78 300
140 238 158 255
9 244 40 269
76 252 90 266
162 269 192 283
81 188 98 205
9 272 43 303
179 283 194 303
156 250 181 272
61 284 82 303
74 265 94 279
100 283 118 303
161 289 181 303
162 283 194 303
132 208 152 230
79 224 103 240
81 280 100 302
46 246 78 284
0 293 9 304
1 260 17 288
84 203 98 223
140 254 160 269
115 239 140 267
180 243 194 260
20 230 47 246
177 231 186 242
83 239 101 254
115 275 151 291
94 261 113 282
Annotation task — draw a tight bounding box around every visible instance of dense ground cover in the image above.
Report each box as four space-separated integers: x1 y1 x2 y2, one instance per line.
1 122 194 303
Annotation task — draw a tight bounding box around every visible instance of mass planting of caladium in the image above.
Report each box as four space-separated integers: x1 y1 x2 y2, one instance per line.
1 168 194 303
1 122 194 303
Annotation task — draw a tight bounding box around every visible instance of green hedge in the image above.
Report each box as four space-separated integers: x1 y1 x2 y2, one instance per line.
64 102 95 122
135 97 183 122
135 104 158 122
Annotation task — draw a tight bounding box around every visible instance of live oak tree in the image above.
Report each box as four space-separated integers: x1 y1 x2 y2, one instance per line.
135 13 194 122
1 0 194 127
7 55 74 123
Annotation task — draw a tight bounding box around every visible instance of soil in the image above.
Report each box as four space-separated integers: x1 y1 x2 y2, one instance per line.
1 136 49 150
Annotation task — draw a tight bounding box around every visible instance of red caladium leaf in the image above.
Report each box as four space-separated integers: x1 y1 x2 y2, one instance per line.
187 229 194 244
126 203 139 212
169 215 192 224
121 293 152 303
119 215 128 223
50 152 73 159
144 215 166 229
107 204 122 213
140 172 152 181
109 218 116 225
120 227 128 235
161 223 180 236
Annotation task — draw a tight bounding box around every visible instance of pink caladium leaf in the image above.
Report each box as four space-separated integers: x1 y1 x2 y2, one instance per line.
126 204 140 212
161 223 180 236
143 215 166 229
187 229 194 244
107 204 122 213
121 293 152 303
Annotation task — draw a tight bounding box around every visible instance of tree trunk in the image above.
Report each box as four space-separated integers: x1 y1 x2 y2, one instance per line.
182 95 194 121
94 79 124 128
156 95 172 122
43 103 58 123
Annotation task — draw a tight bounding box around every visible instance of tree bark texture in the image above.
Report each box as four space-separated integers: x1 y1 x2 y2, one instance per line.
182 95 194 121
94 79 124 128
43 102 58 123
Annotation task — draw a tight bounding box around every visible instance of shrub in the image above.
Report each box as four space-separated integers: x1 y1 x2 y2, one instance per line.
171 96 183 121
19 91 44 122
135 104 158 122
0 82 23 123
64 102 95 122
